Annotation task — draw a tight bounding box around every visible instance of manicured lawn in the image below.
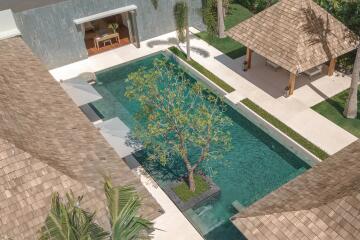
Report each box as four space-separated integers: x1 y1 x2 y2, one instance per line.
169 46 235 93
173 175 210 202
224 3 254 30
242 98 329 160
312 89 360 138
196 4 253 59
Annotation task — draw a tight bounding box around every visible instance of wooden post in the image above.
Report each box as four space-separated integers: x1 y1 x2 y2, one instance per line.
288 72 297 96
246 48 253 70
328 58 337 76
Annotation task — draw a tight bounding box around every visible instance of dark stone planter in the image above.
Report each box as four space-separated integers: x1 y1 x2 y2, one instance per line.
163 175 221 212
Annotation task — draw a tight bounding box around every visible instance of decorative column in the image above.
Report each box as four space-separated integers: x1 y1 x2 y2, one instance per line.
288 72 297 95
246 48 253 70
129 10 140 48
126 12 134 44
328 58 337 76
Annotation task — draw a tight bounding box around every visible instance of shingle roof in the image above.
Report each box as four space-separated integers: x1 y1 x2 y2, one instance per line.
0 37 161 239
231 140 360 240
226 0 358 73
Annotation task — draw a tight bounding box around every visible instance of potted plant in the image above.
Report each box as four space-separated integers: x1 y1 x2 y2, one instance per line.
284 86 290 97
108 23 119 34
243 60 248 71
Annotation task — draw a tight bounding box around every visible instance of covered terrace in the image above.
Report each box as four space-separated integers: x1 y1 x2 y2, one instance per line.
226 0 358 96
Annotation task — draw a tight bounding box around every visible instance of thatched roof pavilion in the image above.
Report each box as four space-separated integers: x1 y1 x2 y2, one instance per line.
227 0 358 95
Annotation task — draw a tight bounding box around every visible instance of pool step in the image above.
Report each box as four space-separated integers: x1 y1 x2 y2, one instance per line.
287 167 307 180
185 208 209 236
185 204 225 236
232 200 245 213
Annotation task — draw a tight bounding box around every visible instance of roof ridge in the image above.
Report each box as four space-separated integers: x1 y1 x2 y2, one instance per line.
226 0 357 73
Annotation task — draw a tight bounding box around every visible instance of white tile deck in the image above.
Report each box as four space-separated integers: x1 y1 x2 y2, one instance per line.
50 31 179 81
51 28 357 240
179 28 357 155
135 167 203 240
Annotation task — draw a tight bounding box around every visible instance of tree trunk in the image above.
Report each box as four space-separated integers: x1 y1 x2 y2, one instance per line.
186 25 191 61
188 169 196 192
217 0 226 39
343 46 360 119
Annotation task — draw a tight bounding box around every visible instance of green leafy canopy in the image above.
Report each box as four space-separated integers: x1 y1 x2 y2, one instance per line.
125 58 232 175
39 179 153 240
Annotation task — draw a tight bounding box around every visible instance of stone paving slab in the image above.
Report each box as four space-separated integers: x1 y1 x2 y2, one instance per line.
184 29 357 155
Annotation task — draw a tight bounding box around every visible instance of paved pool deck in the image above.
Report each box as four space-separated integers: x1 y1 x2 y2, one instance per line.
50 32 204 240
180 28 358 155
50 28 358 239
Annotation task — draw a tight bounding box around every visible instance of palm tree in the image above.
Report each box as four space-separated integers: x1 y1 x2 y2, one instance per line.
104 179 153 240
301 3 359 119
343 46 360 119
39 179 153 240
39 192 109 240
174 1 191 61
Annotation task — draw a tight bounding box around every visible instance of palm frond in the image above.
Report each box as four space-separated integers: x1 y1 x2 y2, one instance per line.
104 178 154 240
39 192 109 240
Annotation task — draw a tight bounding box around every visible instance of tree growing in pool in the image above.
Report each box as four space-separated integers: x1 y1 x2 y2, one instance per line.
125 58 232 192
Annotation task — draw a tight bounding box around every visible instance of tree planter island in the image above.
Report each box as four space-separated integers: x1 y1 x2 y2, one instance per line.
164 174 221 211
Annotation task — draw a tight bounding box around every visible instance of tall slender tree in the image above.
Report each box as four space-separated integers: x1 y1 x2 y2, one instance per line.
217 0 226 38
344 45 359 118
174 1 191 61
341 0 360 119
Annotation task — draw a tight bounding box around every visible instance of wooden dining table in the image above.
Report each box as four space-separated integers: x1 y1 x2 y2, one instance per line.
94 29 120 50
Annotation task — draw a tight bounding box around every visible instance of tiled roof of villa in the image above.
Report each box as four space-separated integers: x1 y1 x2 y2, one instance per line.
0 37 161 239
231 140 360 240
226 0 358 74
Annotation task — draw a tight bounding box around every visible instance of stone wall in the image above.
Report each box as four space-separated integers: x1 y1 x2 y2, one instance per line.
14 0 205 69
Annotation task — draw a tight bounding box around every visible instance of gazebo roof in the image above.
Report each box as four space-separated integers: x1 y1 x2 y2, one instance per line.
226 0 358 74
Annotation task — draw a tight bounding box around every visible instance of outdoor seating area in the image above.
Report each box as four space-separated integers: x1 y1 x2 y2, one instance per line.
83 14 130 55
226 0 358 96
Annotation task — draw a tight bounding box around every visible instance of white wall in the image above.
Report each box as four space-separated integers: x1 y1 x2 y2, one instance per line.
0 9 20 40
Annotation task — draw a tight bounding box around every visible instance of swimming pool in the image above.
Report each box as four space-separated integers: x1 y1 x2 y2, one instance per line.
91 52 310 239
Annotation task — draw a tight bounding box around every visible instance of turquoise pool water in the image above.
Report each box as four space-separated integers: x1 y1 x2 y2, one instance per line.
91 52 310 239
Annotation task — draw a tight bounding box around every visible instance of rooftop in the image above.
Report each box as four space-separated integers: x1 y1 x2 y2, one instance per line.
232 139 360 240
0 37 161 239
226 0 358 74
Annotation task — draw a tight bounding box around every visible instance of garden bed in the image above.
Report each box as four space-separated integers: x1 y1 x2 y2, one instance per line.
242 98 329 160
168 46 235 93
196 4 253 59
164 174 220 211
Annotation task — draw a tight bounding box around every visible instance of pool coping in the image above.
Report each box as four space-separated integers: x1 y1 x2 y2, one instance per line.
166 49 321 167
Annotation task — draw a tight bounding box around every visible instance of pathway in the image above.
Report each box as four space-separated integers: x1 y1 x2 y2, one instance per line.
179 28 357 155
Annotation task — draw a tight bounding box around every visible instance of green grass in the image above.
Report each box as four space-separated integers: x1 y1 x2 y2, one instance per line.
196 4 253 59
312 89 360 138
169 46 235 93
224 4 254 30
173 175 210 202
242 98 329 160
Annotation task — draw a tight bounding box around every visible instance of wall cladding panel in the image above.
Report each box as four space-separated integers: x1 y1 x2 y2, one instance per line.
14 0 205 68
